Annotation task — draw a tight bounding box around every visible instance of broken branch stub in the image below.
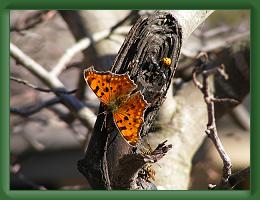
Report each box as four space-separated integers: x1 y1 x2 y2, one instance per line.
78 11 182 189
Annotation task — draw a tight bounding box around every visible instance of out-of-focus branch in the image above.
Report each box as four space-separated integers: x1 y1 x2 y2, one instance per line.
50 26 130 77
230 105 250 131
171 10 214 42
10 42 96 130
11 97 61 117
11 76 77 94
11 43 63 88
11 10 57 33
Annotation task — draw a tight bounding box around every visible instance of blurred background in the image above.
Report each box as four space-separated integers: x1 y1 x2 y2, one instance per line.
10 10 250 190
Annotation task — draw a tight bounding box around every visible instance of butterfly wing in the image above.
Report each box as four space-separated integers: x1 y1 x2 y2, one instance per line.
113 91 148 146
84 67 137 105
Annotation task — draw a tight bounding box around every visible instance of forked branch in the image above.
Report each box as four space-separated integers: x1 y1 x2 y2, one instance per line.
192 54 239 188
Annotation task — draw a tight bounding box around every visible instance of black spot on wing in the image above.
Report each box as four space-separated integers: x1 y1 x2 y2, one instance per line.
119 126 127 130
93 85 99 93
116 119 123 123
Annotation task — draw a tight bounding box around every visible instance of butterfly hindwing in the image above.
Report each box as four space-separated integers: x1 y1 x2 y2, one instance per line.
113 91 148 146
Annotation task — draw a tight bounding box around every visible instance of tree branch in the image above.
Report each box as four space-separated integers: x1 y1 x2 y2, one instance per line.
192 56 239 188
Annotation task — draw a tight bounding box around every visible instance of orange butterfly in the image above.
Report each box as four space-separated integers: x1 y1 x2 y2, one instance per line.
84 67 148 146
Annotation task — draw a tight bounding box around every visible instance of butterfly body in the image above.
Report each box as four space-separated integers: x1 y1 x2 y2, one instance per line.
84 67 148 146
106 95 128 113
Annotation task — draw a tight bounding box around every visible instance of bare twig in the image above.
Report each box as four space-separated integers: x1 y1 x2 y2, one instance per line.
212 97 239 104
192 59 239 187
11 76 77 94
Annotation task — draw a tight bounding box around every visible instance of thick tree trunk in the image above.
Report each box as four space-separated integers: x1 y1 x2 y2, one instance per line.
78 10 214 189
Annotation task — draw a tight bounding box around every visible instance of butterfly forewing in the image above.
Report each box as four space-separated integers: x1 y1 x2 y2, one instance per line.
84 68 111 105
84 67 136 105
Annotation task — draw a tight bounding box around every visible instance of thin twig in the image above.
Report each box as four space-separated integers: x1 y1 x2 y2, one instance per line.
11 76 77 94
192 61 239 188
212 97 239 104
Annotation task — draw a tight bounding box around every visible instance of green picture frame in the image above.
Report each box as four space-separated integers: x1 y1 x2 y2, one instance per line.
1 0 258 199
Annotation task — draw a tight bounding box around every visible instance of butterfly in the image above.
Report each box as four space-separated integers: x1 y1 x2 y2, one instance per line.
84 67 148 146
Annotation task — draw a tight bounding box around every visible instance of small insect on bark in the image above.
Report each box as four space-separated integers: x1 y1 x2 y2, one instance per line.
161 57 172 67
